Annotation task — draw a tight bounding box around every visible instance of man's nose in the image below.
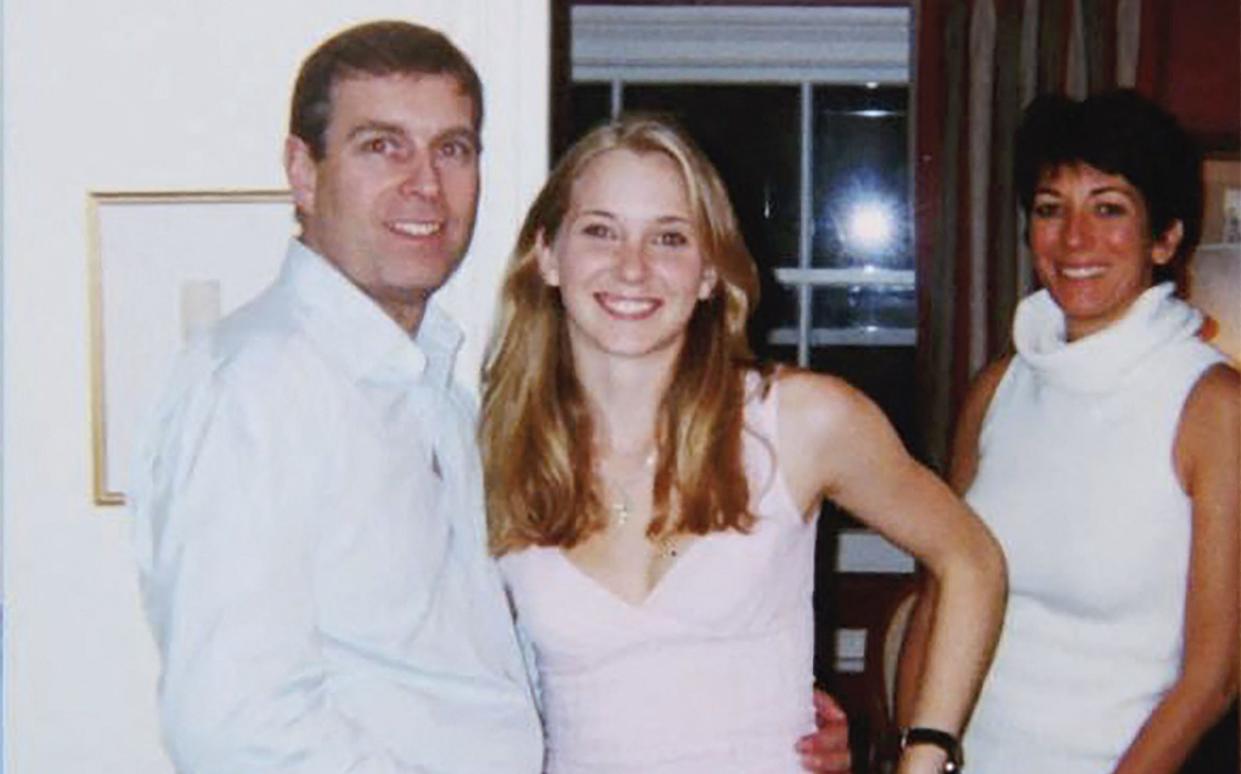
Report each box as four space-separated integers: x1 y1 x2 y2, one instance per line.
398 152 441 198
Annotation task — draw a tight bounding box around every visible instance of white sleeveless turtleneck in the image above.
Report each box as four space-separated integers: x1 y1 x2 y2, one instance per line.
961 283 1225 773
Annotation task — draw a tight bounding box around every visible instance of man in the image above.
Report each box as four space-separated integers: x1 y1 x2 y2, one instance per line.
133 20 851 772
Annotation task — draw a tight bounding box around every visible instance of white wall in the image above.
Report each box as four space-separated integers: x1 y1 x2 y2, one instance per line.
1 2 548 772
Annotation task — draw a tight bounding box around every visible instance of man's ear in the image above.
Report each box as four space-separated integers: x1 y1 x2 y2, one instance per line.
284 135 318 219
1151 219 1184 266
535 229 560 287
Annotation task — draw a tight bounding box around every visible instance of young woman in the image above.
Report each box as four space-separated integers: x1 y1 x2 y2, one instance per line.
898 91 1239 773
483 115 1005 773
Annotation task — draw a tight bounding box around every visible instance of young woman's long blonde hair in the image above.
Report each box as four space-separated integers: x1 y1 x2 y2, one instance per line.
482 115 765 555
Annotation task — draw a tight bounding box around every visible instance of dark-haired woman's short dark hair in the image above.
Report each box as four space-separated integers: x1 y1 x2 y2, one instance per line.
290 20 483 160
1014 90 1202 287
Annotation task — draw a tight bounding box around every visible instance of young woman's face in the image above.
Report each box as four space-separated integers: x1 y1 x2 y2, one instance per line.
538 148 716 366
1029 162 1181 341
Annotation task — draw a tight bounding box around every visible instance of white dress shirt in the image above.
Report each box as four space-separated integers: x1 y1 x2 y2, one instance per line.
131 240 542 774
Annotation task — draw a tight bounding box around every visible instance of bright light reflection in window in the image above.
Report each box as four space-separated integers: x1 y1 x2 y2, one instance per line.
845 199 895 254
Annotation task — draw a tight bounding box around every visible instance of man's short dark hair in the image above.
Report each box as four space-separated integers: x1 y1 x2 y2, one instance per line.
290 20 484 159
1014 89 1203 287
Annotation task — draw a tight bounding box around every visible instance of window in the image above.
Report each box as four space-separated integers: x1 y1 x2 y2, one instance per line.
565 5 918 457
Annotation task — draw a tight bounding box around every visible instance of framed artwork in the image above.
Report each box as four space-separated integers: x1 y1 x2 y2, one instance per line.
88 190 294 505
1202 157 1241 246
1192 158 1241 364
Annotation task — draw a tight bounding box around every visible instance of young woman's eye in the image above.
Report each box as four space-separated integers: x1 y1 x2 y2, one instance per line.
654 231 689 247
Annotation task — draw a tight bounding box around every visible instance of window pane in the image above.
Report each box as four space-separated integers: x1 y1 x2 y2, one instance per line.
810 285 915 330
759 282 801 348
566 83 612 152
811 86 909 269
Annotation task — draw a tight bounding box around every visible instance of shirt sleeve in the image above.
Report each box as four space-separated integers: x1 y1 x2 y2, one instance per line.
131 351 433 774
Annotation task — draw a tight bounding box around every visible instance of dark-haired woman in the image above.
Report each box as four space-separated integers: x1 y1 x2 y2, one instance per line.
898 90 1239 773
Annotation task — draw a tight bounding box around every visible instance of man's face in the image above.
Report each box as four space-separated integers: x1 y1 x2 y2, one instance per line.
285 72 481 330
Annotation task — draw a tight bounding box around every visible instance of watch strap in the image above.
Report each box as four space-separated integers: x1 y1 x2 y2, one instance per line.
900 726 964 772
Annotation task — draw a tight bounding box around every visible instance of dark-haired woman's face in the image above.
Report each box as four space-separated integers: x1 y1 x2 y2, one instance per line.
1029 163 1181 341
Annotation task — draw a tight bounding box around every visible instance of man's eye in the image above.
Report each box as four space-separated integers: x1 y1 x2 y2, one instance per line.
364 137 394 154
582 223 614 239
437 139 477 161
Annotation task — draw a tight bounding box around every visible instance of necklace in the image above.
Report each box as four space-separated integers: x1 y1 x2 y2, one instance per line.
598 449 655 527
610 492 635 526
596 446 680 560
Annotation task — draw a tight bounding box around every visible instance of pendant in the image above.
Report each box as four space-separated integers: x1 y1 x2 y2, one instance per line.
610 497 631 526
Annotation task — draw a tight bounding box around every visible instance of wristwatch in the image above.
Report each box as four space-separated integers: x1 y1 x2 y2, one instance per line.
899 726 964 772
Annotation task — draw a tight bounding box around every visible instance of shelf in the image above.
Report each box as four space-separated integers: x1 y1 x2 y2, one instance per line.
767 327 916 347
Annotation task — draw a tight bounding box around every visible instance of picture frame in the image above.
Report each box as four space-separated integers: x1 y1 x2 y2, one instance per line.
87 190 294 505
1193 156 1241 364
1202 156 1241 246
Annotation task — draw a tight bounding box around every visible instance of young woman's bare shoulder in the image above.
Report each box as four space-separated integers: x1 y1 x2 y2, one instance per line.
772 367 894 506
776 365 870 410
775 366 885 441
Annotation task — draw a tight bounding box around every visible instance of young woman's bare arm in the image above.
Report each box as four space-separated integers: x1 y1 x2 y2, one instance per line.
894 357 1009 727
779 370 1007 773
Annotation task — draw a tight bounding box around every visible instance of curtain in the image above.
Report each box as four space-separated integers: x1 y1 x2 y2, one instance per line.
911 0 1144 471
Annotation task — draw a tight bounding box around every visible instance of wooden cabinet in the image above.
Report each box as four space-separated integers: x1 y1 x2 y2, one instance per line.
1140 0 1241 151
816 568 918 773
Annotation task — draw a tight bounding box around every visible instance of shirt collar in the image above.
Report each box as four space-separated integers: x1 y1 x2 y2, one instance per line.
279 239 464 388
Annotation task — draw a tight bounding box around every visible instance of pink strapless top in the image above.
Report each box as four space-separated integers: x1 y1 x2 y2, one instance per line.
499 375 817 773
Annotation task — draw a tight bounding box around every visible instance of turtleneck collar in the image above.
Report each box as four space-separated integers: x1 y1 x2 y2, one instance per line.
1012 282 1203 393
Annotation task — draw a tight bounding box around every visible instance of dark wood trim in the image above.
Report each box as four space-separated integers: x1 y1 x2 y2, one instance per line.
550 0 574 161
572 0 911 6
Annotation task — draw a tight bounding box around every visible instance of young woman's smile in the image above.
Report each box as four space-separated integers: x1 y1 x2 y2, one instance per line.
537 148 716 364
